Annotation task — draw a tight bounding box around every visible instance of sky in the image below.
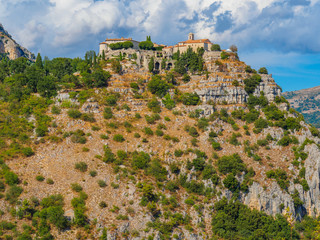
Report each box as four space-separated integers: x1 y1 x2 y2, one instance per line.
0 0 320 92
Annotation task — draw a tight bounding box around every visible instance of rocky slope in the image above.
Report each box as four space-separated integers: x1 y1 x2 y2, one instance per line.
283 86 320 127
1 49 320 239
0 23 35 60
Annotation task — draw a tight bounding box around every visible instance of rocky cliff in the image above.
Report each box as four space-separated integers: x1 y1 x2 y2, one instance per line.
0 23 35 60
283 86 320 127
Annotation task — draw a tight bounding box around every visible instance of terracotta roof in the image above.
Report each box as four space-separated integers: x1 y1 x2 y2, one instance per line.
163 46 173 49
179 39 212 44
105 37 133 41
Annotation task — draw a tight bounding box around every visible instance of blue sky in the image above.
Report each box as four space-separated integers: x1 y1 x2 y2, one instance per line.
0 0 320 92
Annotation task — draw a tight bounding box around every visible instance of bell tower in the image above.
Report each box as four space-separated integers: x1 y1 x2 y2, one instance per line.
188 33 194 40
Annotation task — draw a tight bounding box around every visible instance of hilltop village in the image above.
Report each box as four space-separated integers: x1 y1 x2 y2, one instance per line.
99 33 228 72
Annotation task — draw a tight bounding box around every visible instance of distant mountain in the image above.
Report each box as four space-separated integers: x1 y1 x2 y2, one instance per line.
0 23 35 61
283 86 320 127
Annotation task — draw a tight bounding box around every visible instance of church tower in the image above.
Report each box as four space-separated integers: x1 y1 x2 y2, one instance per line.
188 33 194 40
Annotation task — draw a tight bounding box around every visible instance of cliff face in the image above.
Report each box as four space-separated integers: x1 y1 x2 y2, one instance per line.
283 86 320 127
0 23 35 61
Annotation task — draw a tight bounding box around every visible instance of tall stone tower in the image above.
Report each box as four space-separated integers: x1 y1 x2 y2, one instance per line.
188 33 194 40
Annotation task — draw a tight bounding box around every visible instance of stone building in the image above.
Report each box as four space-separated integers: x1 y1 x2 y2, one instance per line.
99 37 140 55
173 33 213 53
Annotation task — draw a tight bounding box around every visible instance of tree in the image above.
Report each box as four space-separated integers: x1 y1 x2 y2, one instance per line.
139 36 154 50
229 45 238 52
147 75 169 97
101 50 106 60
35 53 43 69
111 59 121 73
37 75 57 98
92 68 111 87
211 44 221 51
258 67 268 74
148 57 154 72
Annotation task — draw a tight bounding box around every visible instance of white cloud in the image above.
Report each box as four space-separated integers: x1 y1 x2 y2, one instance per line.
0 0 320 57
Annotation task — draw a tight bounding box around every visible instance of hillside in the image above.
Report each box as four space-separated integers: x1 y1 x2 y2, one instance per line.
0 23 35 61
1 47 320 239
283 86 320 127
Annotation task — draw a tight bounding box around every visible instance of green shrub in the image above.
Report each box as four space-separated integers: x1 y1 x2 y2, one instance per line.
223 174 239 192
71 183 83 192
148 75 170 97
244 74 261 95
99 201 107 208
5 185 23 204
155 129 164 136
134 133 141 138
217 154 246 175
117 150 127 160
67 109 82 119
211 44 221 51
98 180 107 188
266 169 289 190
144 127 154 136
4 171 19 186
89 170 97 177
46 178 54 185
51 105 61 114
212 141 221 150
132 151 151 169
103 107 113 119
81 113 95 122
105 94 119 106
258 67 268 74
147 98 161 113
185 198 195 205
22 147 34 157
113 134 125 142
174 149 183 157
181 92 200 105
229 133 241 146
36 175 45 182
75 162 88 172
254 118 268 129
212 197 298 240
103 146 116 163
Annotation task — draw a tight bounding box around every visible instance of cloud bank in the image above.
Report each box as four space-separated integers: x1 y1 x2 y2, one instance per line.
0 0 320 58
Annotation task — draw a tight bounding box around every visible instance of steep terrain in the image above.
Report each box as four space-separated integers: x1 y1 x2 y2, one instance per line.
0 48 320 239
0 23 35 61
283 86 320 127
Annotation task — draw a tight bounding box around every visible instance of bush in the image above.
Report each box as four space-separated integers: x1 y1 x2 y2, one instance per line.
105 93 119 106
36 175 45 182
148 75 169 97
67 109 82 119
5 185 23 204
98 180 107 188
71 183 83 192
4 171 19 186
254 118 268 129
103 107 113 119
212 141 221 150
174 149 183 157
46 178 54 184
22 147 34 157
212 198 299 240
134 133 141 138
51 105 61 114
89 170 97 177
223 174 239 192
75 162 88 172
81 113 95 122
211 44 221 51
113 134 125 142
244 74 261 95
144 127 154 136
217 154 246 175
132 151 151 169
180 92 200 105
258 67 268 74
147 98 161 113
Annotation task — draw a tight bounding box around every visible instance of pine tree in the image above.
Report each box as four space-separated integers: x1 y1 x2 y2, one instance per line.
35 53 43 69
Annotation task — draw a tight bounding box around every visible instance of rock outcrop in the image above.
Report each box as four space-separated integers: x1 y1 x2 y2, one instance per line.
0 23 35 61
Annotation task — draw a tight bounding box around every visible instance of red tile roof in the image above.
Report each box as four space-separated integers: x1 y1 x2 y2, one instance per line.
179 39 212 44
